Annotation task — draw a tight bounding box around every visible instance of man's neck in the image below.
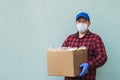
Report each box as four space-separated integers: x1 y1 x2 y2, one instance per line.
79 31 87 38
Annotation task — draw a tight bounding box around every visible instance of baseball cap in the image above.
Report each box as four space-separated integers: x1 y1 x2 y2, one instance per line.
76 12 90 22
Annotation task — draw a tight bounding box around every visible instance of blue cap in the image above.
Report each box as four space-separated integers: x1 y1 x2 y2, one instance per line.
76 12 90 22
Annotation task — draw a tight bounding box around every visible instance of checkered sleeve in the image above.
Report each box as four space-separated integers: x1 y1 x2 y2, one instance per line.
62 36 70 47
88 35 107 69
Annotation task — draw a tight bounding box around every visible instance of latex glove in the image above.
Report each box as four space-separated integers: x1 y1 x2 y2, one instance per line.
79 63 89 77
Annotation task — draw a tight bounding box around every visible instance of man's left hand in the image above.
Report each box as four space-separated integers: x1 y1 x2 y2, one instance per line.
79 63 89 77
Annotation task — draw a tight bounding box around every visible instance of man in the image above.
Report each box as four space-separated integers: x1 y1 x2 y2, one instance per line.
62 12 107 80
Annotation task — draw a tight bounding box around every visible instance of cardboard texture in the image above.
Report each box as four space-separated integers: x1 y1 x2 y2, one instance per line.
47 49 87 77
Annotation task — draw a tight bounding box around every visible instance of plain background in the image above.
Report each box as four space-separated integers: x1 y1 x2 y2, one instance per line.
0 0 120 80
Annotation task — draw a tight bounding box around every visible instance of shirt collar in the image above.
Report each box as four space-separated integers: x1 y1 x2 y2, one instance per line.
75 30 91 39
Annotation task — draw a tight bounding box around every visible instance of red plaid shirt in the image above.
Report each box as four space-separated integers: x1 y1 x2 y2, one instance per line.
62 30 107 80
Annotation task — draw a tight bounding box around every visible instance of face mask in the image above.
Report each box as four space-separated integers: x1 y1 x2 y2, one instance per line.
76 23 88 33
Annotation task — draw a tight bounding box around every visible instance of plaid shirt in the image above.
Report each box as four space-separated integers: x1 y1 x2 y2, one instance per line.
62 30 107 80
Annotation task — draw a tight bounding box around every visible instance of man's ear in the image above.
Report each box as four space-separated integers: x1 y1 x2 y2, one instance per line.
88 22 91 27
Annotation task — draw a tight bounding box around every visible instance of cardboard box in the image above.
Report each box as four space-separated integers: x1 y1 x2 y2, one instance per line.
47 49 87 77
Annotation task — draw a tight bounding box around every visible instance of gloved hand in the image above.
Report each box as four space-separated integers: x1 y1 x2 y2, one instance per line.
79 63 89 77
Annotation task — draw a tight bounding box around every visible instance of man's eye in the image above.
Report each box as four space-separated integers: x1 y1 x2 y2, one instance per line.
83 21 87 23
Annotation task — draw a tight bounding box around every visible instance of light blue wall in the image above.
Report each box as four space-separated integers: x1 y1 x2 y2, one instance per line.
0 0 120 80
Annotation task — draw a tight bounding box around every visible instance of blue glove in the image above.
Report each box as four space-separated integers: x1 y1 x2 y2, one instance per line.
79 63 89 77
